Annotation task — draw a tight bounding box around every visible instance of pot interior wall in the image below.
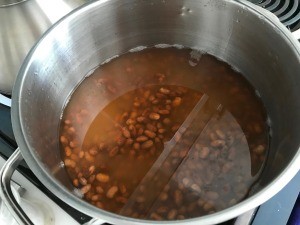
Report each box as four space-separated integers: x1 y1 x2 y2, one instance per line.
15 0 300 217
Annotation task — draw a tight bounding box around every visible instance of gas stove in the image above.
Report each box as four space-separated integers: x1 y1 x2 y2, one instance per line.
0 0 300 225
249 0 300 30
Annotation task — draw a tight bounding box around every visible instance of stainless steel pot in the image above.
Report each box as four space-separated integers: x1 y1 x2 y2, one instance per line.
1 0 300 224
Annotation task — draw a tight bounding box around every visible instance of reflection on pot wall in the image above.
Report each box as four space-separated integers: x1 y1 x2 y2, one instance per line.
0 0 88 94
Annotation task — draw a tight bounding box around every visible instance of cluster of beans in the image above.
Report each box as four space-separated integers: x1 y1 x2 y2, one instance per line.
60 84 267 220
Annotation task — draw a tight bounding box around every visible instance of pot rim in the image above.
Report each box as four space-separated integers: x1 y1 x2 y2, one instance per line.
11 0 300 224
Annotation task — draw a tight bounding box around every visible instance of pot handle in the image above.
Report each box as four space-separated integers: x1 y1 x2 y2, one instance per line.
0 148 34 225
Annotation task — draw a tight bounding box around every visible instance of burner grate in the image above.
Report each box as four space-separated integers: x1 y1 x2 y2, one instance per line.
249 0 300 31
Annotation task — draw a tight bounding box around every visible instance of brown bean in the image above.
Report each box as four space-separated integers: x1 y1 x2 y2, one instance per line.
143 90 150 98
166 104 172 110
106 186 118 199
81 184 91 194
95 201 104 209
133 102 140 107
149 95 155 101
73 179 79 187
199 147 210 159
136 136 148 142
109 146 119 157
76 114 83 124
98 142 106 151
96 173 110 183
209 132 217 141
80 109 88 116
174 133 182 142
159 192 168 201
190 183 200 192
182 178 190 186
69 140 79 148
144 130 156 138
133 142 140 150
70 153 79 162
130 111 138 118
121 112 129 120
137 128 144 136
203 202 214 211
64 119 71 125
91 194 101 201
64 159 76 168
119 184 127 194
79 177 88 186
146 123 157 132
216 129 226 139
167 209 178 220
116 196 127 204
79 151 84 159
64 146 72 157
253 123 262 133
67 126 76 134
153 106 160 113
166 99 172 104
152 99 159 104
141 140 154 149
253 145 265 155
70 153 79 161
89 147 98 156
149 112 160 120
88 165 95 175
120 147 126 154
96 186 104 194
211 140 226 148
154 137 161 143
150 212 162 220
158 109 170 115
89 175 96 183
60 136 68 145
128 124 136 136
122 127 131 138
125 138 134 145
159 87 170 94
177 215 185 220
156 92 167 99
158 134 164 140
137 116 146 123
163 118 171 125
172 97 182 107
84 152 94 162
172 124 180 132
116 136 126 146
126 118 135 125
158 128 166 134
222 162 233 173
157 206 168 214
174 190 183 205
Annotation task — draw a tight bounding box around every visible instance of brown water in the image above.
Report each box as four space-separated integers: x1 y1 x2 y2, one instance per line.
59 47 269 220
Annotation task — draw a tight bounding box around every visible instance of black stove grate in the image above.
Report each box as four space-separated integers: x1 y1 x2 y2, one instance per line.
249 0 300 31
